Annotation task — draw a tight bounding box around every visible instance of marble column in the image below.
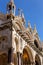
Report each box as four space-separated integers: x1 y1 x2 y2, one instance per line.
17 52 22 65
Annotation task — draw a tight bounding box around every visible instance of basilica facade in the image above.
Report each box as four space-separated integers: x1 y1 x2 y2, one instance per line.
0 0 43 65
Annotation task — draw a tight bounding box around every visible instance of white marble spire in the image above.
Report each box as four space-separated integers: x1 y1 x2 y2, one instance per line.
10 0 14 3
21 12 24 19
28 21 31 28
18 8 22 17
34 24 37 33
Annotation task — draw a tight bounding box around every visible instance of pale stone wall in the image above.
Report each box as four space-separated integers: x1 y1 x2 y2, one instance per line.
12 28 43 65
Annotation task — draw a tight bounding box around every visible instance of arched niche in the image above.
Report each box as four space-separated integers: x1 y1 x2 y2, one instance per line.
35 54 41 65
22 46 33 65
34 40 39 48
0 53 8 65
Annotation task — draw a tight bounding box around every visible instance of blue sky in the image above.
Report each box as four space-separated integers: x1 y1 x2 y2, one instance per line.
0 0 43 41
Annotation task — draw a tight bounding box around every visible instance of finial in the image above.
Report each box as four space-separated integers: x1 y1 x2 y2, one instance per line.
21 12 26 25
21 12 25 19
28 21 33 33
28 21 31 28
18 8 22 16
10 0 14 3
34 24 37 33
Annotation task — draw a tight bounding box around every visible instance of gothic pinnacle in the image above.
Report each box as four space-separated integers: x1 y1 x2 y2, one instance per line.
7 0 16 16
28 21 31 28
10 0 14 3
33 24 37 35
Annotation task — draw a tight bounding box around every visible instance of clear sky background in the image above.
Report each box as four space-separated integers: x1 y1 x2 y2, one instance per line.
0 0 43 41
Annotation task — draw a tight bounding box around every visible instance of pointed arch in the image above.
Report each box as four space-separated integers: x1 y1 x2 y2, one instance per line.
35 54 41 65
34 39 39 48
22 46 33 65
